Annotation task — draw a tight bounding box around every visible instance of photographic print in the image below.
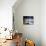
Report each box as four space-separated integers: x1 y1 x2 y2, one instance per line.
23 16 34 25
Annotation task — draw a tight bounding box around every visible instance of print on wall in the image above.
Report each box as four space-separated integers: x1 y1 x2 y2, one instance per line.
23 16 34 25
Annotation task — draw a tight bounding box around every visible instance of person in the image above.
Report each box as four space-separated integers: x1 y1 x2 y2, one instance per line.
15 34 22 46
25 40 35 46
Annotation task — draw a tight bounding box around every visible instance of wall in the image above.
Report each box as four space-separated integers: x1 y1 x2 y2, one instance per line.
41 0 46 46
13 0 41 46
0 0 16 30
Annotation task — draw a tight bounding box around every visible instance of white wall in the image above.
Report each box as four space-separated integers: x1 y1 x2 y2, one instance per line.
13 0 41 46
41 0 46 46
0 0 16 30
